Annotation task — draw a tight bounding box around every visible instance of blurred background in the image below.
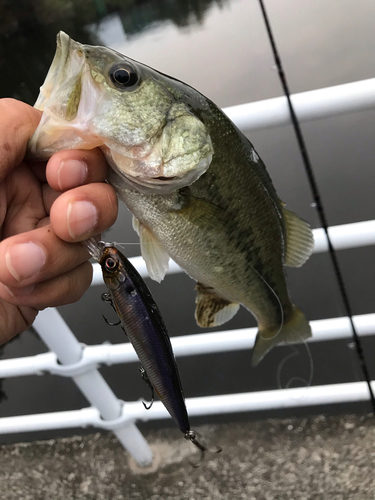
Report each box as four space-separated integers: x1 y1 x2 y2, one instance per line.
0 0 374 443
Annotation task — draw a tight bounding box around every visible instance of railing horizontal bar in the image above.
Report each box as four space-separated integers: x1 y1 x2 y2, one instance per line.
0 381 370 434
312 220 375 253
1 313 373 379
224 78 375 133
0 407 99 434
90 219 375 286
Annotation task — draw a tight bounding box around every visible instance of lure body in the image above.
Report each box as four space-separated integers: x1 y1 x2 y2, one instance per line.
100 245 190 433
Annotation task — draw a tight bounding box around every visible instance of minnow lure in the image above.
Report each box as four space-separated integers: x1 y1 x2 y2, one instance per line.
88 240 220 465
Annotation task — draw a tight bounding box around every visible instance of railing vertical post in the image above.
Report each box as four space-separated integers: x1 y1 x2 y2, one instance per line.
33 308 153 467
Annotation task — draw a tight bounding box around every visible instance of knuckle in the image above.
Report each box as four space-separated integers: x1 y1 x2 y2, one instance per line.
56 264 91 304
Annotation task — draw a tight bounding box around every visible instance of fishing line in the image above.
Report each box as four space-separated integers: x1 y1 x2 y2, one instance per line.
113 242 141 247
258 0 375 409
249 262 284 341
276 339 314 390
113 242 164 247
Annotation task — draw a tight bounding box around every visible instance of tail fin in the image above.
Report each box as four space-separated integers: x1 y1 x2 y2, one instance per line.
251 307 312 367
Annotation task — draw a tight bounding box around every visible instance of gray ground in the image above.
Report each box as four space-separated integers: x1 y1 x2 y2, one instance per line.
1 413 375 500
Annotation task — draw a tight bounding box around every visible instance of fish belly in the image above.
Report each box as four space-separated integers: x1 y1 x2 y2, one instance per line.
116 179 293 332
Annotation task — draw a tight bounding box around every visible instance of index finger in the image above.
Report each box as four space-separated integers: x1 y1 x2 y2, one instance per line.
0 99 42 181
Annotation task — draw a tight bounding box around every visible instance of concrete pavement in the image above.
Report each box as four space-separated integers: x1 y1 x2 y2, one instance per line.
1 413 375 500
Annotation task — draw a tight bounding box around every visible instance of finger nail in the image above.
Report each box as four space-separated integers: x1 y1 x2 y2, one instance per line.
5 243 46 282
58 159 88 190
67 201 98 239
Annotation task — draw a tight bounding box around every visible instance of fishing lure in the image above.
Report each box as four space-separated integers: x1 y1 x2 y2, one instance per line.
88 239 220 465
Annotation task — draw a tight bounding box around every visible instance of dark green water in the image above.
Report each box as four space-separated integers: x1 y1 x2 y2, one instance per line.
0 0 228 103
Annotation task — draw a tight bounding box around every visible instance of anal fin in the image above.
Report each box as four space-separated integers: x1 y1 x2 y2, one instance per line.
195 283 240 328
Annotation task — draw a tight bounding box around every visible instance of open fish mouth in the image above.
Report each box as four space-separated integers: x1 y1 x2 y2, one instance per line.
28 31 214 193
34 32 84 114
28 32 103 158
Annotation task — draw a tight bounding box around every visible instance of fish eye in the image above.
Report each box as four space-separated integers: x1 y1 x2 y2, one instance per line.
104 256 118 272
109 63 138 89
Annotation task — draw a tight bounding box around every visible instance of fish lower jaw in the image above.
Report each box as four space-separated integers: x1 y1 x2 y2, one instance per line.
107 161 208 195
104 145 212 195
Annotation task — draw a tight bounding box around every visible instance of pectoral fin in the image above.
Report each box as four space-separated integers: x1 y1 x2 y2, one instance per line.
195 283 240 327
282 205 314 267
132 216 170 283
251 306 312 367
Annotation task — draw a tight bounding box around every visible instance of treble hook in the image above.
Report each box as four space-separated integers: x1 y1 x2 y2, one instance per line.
101 292 121 326
102 315 121 326
139 366 154 410
185 430 222 468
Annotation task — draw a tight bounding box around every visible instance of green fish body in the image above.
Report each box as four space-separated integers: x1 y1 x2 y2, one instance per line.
29 32 314 364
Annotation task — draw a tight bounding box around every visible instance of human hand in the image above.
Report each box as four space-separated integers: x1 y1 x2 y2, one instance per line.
0 98 118 345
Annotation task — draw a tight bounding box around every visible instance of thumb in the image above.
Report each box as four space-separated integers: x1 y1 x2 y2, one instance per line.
0 99 42 182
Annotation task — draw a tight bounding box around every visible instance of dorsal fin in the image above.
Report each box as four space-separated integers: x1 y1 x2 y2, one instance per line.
195 283 240 327
281 205 314 267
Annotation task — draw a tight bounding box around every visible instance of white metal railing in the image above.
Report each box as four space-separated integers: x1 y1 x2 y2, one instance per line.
31 308 153 466
1 312 374 379
224 78 375 132
0 382 372 435
1 79 374 467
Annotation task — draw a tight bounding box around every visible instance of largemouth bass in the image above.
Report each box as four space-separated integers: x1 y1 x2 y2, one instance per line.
28 32 314 365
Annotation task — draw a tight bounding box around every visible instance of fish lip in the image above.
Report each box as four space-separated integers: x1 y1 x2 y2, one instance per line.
56 31 73 66
109 165 195 194
33 31 84 112
107 153 213 195
56 30 83 72
28 31 100 158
